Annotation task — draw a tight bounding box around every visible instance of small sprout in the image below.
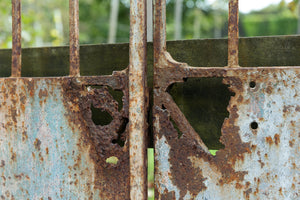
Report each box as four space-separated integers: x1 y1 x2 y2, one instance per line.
106 156 119 165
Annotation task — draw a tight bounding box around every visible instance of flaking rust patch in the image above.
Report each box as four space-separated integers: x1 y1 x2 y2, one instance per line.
62 74 130 199
155 67 300 199
154 74 251 199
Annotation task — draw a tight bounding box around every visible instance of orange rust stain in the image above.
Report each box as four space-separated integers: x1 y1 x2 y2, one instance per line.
10 148 16 162
274 134 280 145
265 136 273 145
266 86 273 94
258 159 265 168
22 131 28 142
34 138 41 151
38 88 48 99
20 104 25 113
289 139 295 147
251 145 257 151
257 151 261 156
290 120 296 127
235 182 243 189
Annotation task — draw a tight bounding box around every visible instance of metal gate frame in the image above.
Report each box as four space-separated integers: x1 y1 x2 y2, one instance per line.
1 0 148 199
1 0 300 199
153 0 299 199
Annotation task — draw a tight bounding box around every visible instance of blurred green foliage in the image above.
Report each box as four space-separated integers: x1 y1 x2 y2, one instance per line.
241 1 298 37
0 0 298 48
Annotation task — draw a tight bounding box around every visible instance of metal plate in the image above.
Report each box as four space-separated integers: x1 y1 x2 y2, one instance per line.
153 0 300 199
0 75 130 199
2 0 148 198
154 64 300 199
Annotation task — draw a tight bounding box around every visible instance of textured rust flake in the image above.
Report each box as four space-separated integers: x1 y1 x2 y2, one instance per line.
62 71 130 199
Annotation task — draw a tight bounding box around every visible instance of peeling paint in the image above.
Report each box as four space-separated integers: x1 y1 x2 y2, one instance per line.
153 0 300 199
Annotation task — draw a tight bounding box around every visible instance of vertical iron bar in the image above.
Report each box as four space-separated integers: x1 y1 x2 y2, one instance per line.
129 0 147 199
69 0 80 76
153 0 166 60
228 0 239 67
147 0 153 42
11 0 22 77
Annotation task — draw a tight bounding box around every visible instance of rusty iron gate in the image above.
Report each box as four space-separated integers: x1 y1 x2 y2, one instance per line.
0 0 147 199
0 0 300 200
153 0 300 199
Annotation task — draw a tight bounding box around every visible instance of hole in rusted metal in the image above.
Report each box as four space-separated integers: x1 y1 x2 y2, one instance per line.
249 81 256 88
91 104 113 126
250 121 258 130
162 104 167 110
106 156 119 165
89 86 124 111
112 118 128 147
107 87 124 111
168 77 234 150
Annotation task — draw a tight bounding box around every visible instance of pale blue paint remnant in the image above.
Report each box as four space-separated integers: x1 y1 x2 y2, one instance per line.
155 69 300 199
0 78 101 199
155 135 180 199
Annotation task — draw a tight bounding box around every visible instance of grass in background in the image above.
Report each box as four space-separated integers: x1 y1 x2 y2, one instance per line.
148 148 154 200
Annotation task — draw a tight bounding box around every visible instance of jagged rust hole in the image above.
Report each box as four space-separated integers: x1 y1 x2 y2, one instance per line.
112 118 128 147
107 87 124 111
90 86 123 111
91 104 113 126
168 77 235 150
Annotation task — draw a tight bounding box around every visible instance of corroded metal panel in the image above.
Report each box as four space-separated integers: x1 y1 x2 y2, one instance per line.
153 0 300 199
0 75 131 199
154 67 300 199
1 0 148 198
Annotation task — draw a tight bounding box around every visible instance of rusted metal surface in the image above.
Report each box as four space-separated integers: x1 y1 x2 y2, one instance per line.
0 74 132 199
129 0 148 199
153 0 300 199
11 0 22 77
69 0 80 76
0 0 150 198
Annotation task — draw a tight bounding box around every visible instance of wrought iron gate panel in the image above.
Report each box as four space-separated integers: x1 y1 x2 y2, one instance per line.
153 0 300 199
0 0 147 199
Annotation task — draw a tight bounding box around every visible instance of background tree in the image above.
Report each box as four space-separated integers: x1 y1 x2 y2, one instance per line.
108 0 119 43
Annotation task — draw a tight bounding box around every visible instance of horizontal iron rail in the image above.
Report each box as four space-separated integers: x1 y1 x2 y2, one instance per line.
1 36 299 75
